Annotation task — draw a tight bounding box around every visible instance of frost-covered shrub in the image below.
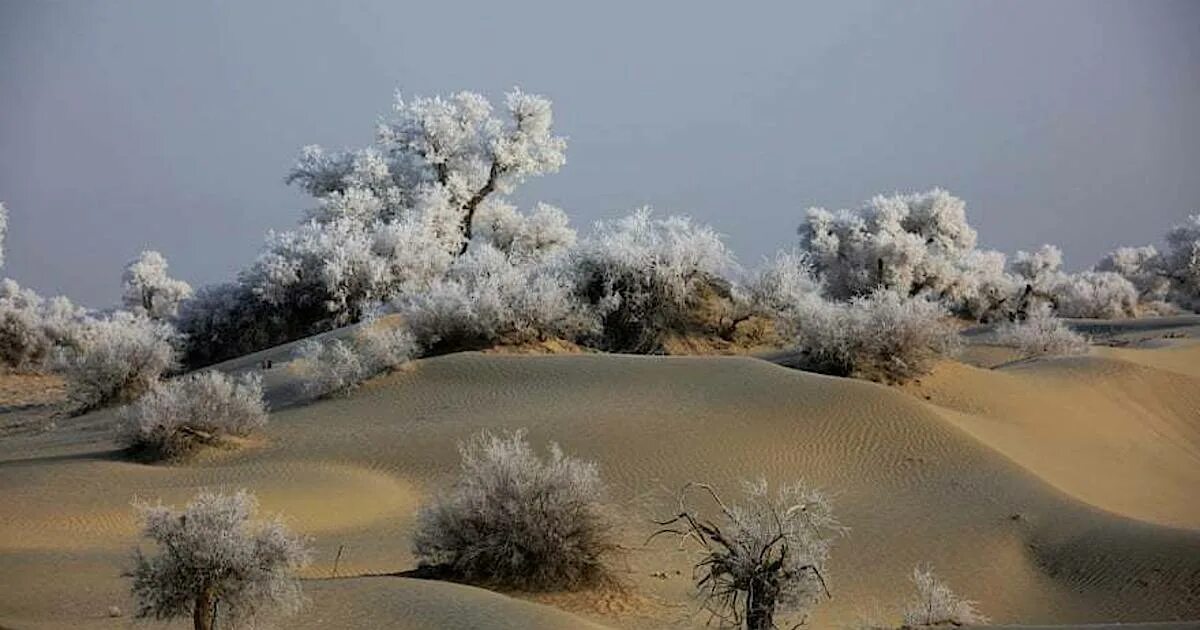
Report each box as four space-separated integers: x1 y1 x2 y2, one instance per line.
60 311 180 412
901 566 988 627
992 304 1088 358
0 278 89 372
292 320 419 398
800 189 1014 320
398 244 595 351
118 371 267 461
127 490 309 630
122 251 193 320
651 480 845 630
572 208 737 352
743 251 825 336
293 338 363 398
1052 271 1137 319
473 200 576 261
412 429 614 590
792 290 960 383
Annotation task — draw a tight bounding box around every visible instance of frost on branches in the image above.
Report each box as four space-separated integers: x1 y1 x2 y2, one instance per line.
123 251 193 320
288 88 566 253
127 490 309 630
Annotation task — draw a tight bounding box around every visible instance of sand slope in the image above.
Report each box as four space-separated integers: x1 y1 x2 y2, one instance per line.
2 322 1199 628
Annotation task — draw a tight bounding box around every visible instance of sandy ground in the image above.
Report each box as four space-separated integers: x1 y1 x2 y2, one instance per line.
1 317 1199 629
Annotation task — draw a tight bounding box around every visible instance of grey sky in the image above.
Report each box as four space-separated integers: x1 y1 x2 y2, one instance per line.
2 1 1198 307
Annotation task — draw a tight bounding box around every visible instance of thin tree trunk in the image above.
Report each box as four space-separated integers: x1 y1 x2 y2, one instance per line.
456 161 501 256
193 587 216 630
745 581 776 630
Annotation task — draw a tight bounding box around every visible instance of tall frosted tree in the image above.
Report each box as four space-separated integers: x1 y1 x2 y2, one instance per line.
287 88 567 255
123 251 194 320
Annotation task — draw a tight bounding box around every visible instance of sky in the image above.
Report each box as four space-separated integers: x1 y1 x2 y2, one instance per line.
1 1 1198 307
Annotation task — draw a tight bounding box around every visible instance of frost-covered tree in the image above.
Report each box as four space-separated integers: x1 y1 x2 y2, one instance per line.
1053 271 1138 319
288 88 566 254
127 490 309 630
741 251 826 337
180 88 569 365
1162 214 1200 311
1091 215 1200 313
901 566 988 627
59 311 180 412
799 189 1014 320
1010 245 1138 319
1096 245 1171 304
413 429 614 590
397 244 596 351
123 251 193 320
118 371 267 461
572 208 738 352
651 480 846 630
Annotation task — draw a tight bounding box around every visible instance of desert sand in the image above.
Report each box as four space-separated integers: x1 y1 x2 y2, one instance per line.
2 317 1199 629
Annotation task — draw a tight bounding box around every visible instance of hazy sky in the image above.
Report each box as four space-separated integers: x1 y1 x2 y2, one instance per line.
2 1 1198 307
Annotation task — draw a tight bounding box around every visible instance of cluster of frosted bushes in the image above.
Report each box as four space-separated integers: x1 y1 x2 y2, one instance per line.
118 370 267 460
397 244 595 351
292 319 419 397
0 278 88 372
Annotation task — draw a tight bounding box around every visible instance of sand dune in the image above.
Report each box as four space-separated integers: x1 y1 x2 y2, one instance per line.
2 321 1199 628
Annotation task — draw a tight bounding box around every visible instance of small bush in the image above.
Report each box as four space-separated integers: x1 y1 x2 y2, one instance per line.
118 371 268 461
292 320 419 397
792 290 961 383
651 480 846 630
59 311 180 412
128 490 309 630
901 566 988 627
412 429 615 590
993 305 1088 358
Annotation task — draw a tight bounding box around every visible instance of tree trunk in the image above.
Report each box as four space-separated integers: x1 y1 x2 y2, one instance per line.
745 582 776 630
193 587 216 630
456 161 501 256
